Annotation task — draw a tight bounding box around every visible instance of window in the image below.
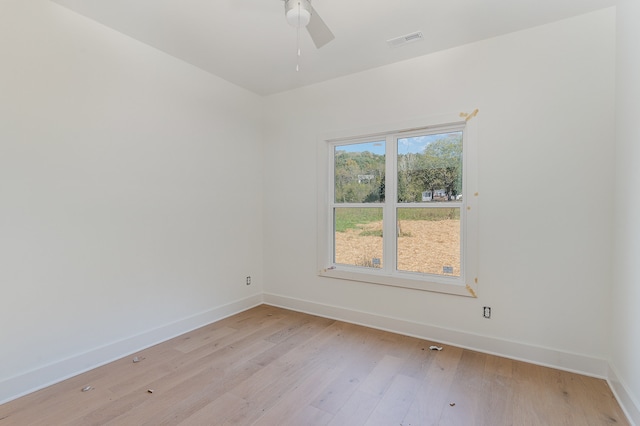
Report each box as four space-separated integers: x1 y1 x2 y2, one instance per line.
317 113 478 297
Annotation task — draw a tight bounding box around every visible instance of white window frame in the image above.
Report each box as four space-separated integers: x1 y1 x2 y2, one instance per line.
317 112 479 297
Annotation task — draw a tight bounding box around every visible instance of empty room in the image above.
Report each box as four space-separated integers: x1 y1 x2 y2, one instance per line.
1 0 639 424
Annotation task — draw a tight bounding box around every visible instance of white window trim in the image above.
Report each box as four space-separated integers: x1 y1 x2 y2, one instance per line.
317 112 479 297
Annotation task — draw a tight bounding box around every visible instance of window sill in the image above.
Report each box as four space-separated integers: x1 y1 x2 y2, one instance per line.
318 267 477 297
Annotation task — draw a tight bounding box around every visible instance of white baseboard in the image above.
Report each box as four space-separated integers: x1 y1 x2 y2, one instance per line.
263 292 608 378
5 292 637 426
608 365 640 426
264 293 640 423
0 294 263 405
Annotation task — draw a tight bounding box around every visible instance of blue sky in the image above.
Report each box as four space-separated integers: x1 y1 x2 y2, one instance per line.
337 140 386 155
398 132 462 154
336 132 462 155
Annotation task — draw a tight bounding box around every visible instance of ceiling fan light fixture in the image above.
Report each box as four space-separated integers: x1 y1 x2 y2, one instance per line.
285 0 311 28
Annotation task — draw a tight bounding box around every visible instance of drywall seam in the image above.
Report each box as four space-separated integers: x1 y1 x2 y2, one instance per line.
465 283 478 298
0 294 264 405
459 108 479 122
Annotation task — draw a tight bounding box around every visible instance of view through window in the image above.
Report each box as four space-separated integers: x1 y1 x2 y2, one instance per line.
325 122 474 293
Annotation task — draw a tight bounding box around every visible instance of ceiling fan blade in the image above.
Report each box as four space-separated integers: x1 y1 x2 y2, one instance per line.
307 4 334 48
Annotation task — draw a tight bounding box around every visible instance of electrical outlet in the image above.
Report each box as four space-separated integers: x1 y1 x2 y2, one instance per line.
246 276 251 286
483 306 491 319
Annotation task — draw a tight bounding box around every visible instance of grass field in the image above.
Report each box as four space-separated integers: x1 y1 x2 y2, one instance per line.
335 207 460 234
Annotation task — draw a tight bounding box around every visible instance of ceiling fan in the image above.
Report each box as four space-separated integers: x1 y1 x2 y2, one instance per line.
284 0 334 49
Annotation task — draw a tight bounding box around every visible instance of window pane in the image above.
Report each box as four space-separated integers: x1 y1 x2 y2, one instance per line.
334 207 383 268
397 132 463 203
334 141 385 203
397 207 460 276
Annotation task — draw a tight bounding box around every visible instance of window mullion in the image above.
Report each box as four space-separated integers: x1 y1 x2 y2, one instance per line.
328 143 336 265
382 135 397 273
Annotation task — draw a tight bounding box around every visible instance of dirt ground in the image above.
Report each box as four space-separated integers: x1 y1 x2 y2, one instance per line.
334 219 460 276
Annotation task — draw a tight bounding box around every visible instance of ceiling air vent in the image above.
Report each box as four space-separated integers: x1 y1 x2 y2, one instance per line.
386 31 424 48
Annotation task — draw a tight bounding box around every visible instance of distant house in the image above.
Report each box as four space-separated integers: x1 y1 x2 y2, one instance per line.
358 174 375 184
422 189 447 201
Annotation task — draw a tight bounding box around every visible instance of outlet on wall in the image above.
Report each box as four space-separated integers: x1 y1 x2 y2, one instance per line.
483 306 491 319
246 276 251 286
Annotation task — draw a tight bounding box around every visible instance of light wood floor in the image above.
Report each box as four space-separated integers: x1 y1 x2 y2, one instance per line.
0 305 628 425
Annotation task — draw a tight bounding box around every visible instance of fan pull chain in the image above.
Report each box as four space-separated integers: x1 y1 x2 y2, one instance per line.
296 24 300 72
296 1 303 71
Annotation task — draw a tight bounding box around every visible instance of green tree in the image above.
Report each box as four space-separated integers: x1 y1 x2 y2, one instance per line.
334 151 385 203
397 133 462 202
422 133 462 200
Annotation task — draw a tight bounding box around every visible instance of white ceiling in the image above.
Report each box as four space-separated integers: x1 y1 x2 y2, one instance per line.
51 0 616 96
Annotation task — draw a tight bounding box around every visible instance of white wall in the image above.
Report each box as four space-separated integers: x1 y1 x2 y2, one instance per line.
263 9 616 374
611 0 640 423
0 0 264 402
0 0 630 414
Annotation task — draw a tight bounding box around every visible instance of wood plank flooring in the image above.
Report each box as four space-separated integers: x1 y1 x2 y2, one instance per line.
0 305 629 425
